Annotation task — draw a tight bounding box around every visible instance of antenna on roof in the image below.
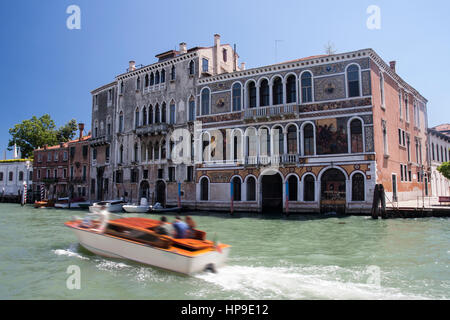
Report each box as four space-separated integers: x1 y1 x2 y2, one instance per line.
324 41 336 55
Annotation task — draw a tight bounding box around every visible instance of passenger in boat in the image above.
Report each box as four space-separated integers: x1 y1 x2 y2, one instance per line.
185 216 196 237
155 216 175 236
172 216 189 239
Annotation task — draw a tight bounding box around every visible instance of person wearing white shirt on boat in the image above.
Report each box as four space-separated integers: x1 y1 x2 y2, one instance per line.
155 216 175 237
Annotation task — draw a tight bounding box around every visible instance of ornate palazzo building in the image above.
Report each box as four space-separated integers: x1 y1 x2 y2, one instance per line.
90 36 429 214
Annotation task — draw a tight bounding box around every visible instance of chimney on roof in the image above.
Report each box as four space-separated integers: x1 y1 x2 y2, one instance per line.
389 61 396 72
179 42 187 54
78 123 85 140
129 60 136 72
240 62 246 70
214 34 221 75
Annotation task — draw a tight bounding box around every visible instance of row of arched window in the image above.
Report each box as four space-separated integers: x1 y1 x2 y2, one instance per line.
200 117 365 161
118 140 168 164
198 170 366 202
199 63 363 115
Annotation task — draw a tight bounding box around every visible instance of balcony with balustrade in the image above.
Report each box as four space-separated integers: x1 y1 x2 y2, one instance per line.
136 123 169 136
244 104 299 120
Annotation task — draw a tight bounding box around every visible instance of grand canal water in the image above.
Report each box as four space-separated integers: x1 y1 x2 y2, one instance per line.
0 203 448 299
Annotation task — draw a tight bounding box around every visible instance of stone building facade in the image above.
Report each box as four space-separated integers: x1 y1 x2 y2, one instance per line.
90 36 429 214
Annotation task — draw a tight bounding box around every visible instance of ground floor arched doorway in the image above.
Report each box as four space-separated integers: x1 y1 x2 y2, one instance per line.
320 168 346 214
139 180 150 202
261 172 283 213
155 180 166 207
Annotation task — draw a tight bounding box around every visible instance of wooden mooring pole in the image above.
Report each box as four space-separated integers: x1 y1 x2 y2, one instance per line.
371 184 387 219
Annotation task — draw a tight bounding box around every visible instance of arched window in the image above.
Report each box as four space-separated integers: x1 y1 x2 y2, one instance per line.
287 125 298 154
273 126 283 155
189 60 195 75
161 102 167 123
201 88 210 115
148 142 153 161
286 75 296 104
259 127 271 157
136 76 141 90
232 83 242 111
200 177 209 201
248 81 256 108
303 175 315 201
301 72 313 103
260 79 269 106
135 108 140 128
188 96 195 121
120 81 124 94
161 140 166 159
144 74 149 87
352 173 365 201
169 101 176 124
347 65 360 97
119 145 124 163
432 143 435 160
161 69 166 83
119 111 124 133
232 177 241 201
171 65 176 80
303 123 314 155
245 128 258 158
232 130 242 161
288 175 298 201
155 104 160 123
246 177 256 201
155 70 160 85
94 120 98 138
154 142 160 160
272 77 283 105
380 73 385 107
150 72 154 86
142 107 147 126
148 105 153 124
134 143 139 162
350 119 363 153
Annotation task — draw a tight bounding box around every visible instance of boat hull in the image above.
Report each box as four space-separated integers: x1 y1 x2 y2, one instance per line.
70 227 230 275
89 204 124 213
122 205 149 213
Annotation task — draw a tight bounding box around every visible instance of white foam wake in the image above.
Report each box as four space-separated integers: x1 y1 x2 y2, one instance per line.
52 248 89 260
195 265 430 300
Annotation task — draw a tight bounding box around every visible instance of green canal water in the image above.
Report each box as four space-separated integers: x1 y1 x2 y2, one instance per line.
0 203 449 300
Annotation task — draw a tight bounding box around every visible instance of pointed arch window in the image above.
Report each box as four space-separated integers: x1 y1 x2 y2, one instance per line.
189 60 195 75
155 70 160 85
154 142 160 160
150 72 154 86
135 108 140 128
119 111 124 133
188 96 195 121
161 69 166 83
144 74 149 87
155 104 160 123
171 65 176 80
169 101 176 124
142 107 147 126
161 102 167 123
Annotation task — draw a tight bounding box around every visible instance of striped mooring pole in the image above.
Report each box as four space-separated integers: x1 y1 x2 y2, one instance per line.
230 181 234 215
285 180 289 214
22 182 27 206
40 184 45 201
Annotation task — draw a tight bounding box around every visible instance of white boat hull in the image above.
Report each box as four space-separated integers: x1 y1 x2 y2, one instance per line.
89 204 124 213
72 228 230 275
55 202 91 209
122 205 149 213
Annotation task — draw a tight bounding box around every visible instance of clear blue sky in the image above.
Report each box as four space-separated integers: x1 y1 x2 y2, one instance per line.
0 0 449 158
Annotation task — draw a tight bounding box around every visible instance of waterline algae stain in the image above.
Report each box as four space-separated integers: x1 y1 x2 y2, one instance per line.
0 203 448 299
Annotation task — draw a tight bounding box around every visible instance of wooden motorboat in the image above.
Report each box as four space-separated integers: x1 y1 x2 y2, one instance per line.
55 197 90 209
34 199 55 208
148 202 181 213
64 216 230 275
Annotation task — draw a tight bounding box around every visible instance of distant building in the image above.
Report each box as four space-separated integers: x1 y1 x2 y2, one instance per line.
428 128 450 197
432 123 450 137
0 158 32 198
32 125 91 200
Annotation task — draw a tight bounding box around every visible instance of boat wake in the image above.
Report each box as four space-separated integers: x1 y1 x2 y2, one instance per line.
52 244 89 260
195 264 431 300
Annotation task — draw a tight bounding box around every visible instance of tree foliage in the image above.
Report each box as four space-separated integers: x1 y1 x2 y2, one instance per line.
437 162 450 180
8 114 78 158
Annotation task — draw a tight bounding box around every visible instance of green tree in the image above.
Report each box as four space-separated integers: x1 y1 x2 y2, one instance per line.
8 115 78 158
437 162 450 180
